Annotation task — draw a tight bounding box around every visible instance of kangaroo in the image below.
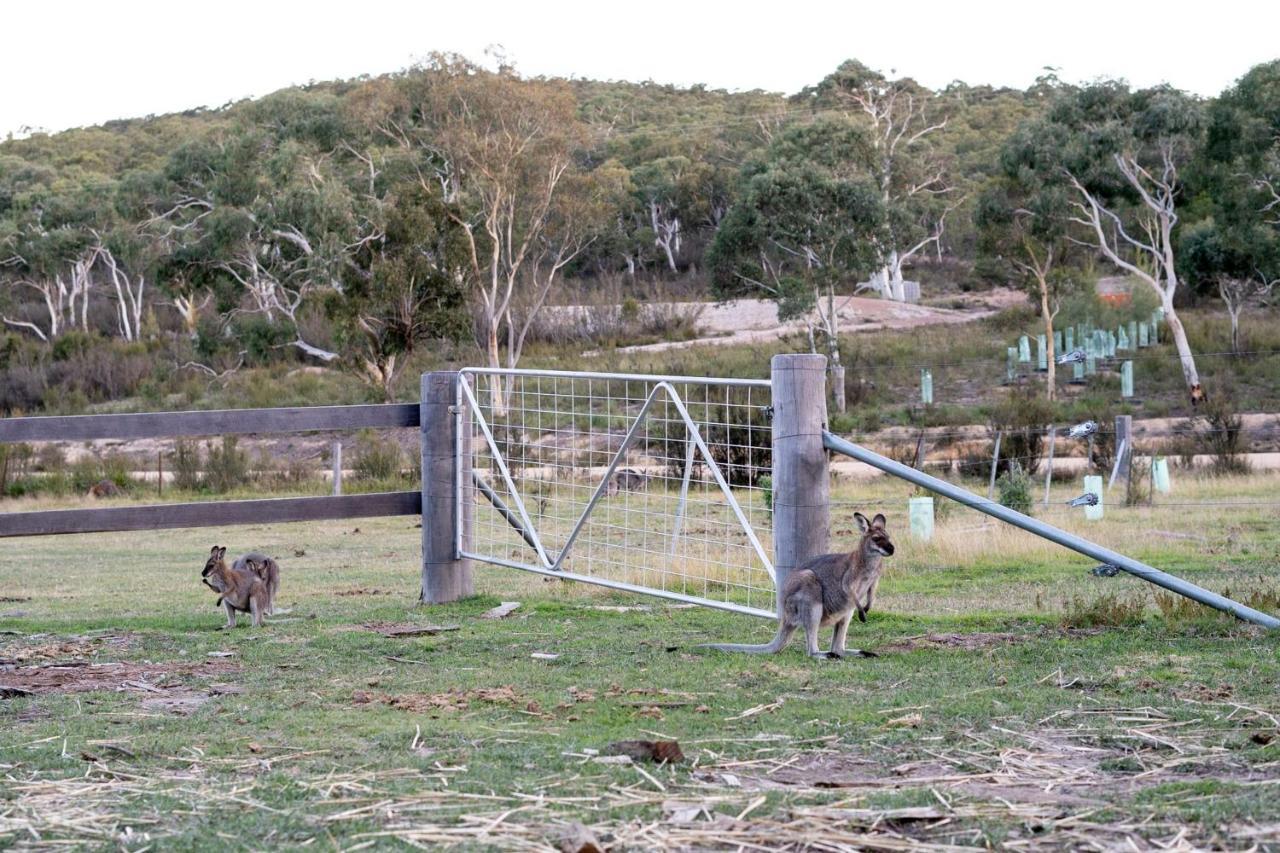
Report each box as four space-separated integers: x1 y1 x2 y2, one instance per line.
700 512 894 659
606 467 649 496
231 551 281 616
201 546 271 628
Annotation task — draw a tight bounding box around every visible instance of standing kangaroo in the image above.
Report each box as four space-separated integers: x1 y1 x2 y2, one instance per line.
201 546 271 629
700 512 894 658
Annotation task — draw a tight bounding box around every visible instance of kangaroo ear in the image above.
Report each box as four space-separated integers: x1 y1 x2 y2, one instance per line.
872 513 887 529
854 512 870 534
210 545 221 556
216 546 227 559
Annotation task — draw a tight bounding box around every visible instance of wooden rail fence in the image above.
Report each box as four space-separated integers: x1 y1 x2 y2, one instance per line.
0 403 422 538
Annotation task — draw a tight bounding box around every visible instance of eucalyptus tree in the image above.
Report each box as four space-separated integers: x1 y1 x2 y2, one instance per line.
708 118 884 407
1193 60 1280 352
1026 82 1206 400
0 176 104 341
804 61 955 301
358 55 594 410
326 184 468 400
977 124 1087 400
144 93 370 362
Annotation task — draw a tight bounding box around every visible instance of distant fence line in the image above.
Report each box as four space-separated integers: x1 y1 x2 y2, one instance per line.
0 403 422 539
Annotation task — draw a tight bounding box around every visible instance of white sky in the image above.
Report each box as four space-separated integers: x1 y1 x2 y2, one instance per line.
4 0 1278 138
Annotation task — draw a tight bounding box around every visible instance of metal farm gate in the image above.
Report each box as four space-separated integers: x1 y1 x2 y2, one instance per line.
454 369 777 618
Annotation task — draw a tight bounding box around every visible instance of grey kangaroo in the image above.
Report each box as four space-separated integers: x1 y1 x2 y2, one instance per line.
700 512 894 658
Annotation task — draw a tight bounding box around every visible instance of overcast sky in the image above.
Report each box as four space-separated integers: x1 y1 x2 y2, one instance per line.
5 0 1278 137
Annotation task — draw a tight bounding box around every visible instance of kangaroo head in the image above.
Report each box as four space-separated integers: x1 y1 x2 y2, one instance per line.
854 512 894 557
202 545 227 579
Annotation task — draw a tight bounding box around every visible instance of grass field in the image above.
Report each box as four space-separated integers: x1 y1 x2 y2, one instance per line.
2 470 1279 850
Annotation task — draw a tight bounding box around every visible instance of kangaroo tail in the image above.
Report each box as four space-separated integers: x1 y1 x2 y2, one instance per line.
697 624 791 655
697 642 781 654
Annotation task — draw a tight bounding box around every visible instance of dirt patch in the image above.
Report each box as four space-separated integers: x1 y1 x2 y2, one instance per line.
353 685 540 714
0 633 134 666
1 657 238 701
362 621 460 637
582 290 1021 355
875 628 1101 654
335 588 392 597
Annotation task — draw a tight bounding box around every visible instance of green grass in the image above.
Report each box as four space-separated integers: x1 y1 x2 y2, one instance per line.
3 468 1280 849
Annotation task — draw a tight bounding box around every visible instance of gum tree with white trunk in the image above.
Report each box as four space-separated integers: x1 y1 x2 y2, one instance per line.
1029 83 1206 400
804 61 954 302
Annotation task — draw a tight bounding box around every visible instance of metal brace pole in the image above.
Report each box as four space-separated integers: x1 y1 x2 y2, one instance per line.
822 430 1279 629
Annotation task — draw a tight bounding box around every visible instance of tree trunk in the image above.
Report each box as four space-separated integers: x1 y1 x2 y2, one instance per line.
1161 293 1200 390
887 251 907 302
1038 278 1056 402
869 267 890 298
1229 306 1242 354
486 314 504 415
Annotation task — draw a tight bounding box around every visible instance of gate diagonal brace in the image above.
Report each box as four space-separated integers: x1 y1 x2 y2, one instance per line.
458 377 774 582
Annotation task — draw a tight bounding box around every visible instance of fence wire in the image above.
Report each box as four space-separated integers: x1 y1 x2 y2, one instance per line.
458 369 775 617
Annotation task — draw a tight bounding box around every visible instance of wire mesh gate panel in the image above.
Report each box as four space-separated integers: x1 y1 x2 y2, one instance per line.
457 369 776 617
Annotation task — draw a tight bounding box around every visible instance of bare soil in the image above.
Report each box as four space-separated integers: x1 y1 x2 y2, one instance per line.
607 288 1024 354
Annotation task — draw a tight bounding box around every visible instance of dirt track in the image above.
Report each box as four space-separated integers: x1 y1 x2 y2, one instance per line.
598 288 1027 353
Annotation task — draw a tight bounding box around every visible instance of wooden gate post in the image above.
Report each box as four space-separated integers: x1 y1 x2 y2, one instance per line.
1114 414 1132 485
420 371 473 604
771 354 830 614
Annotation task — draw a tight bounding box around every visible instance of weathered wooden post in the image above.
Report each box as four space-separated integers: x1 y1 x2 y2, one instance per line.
421 371 473 604
331 440 343 496
1043 425 1055 507
1114 414 1132 485
771 354 829 614
988 430 1003 500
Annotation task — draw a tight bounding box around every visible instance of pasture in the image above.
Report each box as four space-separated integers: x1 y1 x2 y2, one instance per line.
2 470 1279 850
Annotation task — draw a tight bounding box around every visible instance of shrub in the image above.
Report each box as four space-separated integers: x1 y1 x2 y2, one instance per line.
204 436 250 493
1201 395 1250 476
170 439 202 491
996 460 1033 515
352 431 404 481
985 388 1054 477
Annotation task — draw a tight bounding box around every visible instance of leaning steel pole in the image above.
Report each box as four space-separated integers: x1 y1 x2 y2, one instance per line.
822 431 1280 629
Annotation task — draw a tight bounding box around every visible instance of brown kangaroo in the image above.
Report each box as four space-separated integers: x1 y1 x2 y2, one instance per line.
232 551 281 616
201 546 271 628
700 512 894 658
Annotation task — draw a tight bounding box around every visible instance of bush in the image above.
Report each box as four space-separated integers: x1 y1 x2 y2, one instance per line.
170 439 202 491
1201 395 1250 476
985 388 1054 477
995 460 1033 515
352 431 404 481
204 436 251 493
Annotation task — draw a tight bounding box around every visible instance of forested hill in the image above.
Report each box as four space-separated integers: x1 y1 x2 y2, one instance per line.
3 56 1277 414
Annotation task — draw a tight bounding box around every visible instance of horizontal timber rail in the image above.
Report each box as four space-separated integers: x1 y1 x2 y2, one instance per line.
0 491 421 538
822 430 1280 630
0 403 419 443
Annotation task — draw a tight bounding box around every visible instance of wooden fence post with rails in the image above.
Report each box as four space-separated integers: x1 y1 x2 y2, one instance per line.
419 371 473 604
769 354 829 615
